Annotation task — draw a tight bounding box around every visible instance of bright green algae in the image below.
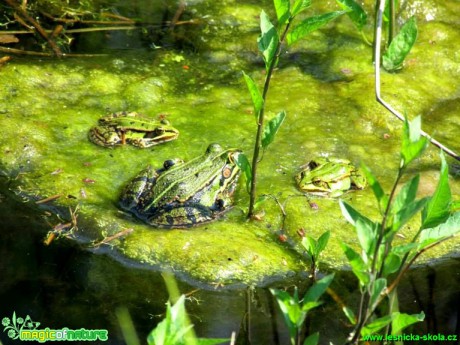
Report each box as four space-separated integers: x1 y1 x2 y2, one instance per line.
0 0 459 287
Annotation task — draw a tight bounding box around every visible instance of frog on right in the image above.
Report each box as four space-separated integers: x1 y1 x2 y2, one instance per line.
295 157 367 197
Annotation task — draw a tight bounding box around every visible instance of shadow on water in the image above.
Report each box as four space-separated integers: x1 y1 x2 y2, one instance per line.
1 183 459 344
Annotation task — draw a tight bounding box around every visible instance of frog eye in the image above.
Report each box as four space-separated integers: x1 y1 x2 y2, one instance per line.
222 167 232 178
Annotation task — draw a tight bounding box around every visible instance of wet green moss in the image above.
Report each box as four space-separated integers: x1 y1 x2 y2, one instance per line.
0 0 459 287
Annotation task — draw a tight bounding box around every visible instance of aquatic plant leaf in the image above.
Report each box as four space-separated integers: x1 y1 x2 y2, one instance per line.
234 152 252 193
270 288 303 339
391 174 419 216
356 218 376 258
418 211 460 249
361 315 393 337
383 0 399 22
382 252 400 276
336 0 367 30
401 116 428 167
383 16 417 71
391 311 424 335
421 153 451 230
392 197 428 233
391 243 418 257
339 200 375 229
316 231 330 256
258 10 279 67
304 273 334 303
274 0 290 26
360 163 388 214
303 332 319 345
369 278 386 310
261 110 286 149
341 242 369 286
342 306 357 325
301 236 317 259
291 0 312 17
287 11 345 46
242 71 263 120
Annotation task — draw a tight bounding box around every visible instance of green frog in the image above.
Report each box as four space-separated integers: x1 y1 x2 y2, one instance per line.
295 157 367 197
89 112 179 148
119 143 242 228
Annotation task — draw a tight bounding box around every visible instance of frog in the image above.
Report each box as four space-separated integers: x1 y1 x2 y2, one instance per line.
88 111 179 148
119 143 242 228
295 157 367 197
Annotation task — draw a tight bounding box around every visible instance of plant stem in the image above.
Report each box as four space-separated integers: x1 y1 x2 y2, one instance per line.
248 20 291 217
388 0 395 44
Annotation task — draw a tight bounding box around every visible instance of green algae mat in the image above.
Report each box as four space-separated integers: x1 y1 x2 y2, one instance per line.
1 0 459 287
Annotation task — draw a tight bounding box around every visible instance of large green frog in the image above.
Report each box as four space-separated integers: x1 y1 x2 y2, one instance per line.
89 112 179 148
295 157 367 197
119 144 242 228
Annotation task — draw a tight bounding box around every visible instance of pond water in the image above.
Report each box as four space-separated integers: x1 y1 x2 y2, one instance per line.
0 0 459 343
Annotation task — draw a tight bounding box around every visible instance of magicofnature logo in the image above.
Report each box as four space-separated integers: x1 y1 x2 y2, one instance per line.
2 312 108 342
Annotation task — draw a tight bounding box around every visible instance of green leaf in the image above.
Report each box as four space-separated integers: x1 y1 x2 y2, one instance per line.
274 0 290 26
316 231 330 255
383 0 400 22
401 116 428 167
287 11 345 46
391 174 420 216
291 0 312 17
304 273 334 302
341 242 370 285
421 153 451 229
301 301 323 314
262 110 286 149
196 339 230 345
303 332 319 345
302 236 317 259
258 10 279 67
361 315 393 337
234 152 252 193
392 197 429 233
242 71 263 120
336 0 367 30
383 16 418 71
370 278 387 310
391 311 424 335
342 306 357 325
360 163 388 214
418 211 460 249
339 200 375 229
270 288 302 338
391 243 418 256
356 218 376 258
382 252 401 277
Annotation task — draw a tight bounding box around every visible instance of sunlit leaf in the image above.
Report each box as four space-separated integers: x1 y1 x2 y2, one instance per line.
291 0 312 17
391 174 419 216
302 236 317 259
392 197 429 233
341 242 369 285
258 10 279 67
270 288 303 340
234 152 252 193
339 200 375 229
421 152 451 229
382 252 401 277
401 116 428 167
336 0 367 30
242 71 263 121
287 11 345 46
316 231 330 255
391 311 424 335
342 306 357 325
383 16 417 71
361 315 393 337
303 332 319 345
391 243 418 257
370 278 386 310
418 211 460 249
274 0 290 26
360 163 388 214
304 273 334 303
356 218 376 258
262 110 286 148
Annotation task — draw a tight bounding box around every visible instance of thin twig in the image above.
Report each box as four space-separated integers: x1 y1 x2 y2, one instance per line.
4 0 62 57
0 46 107 57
